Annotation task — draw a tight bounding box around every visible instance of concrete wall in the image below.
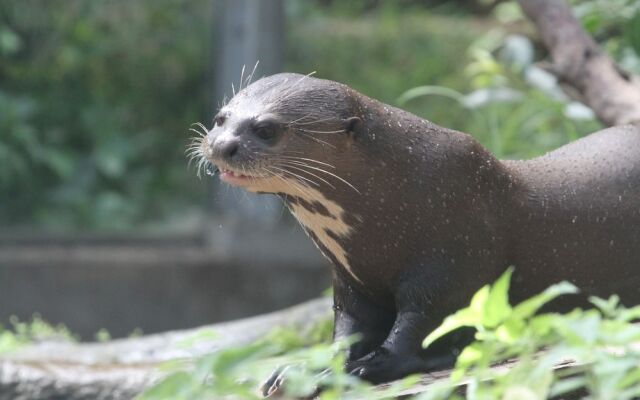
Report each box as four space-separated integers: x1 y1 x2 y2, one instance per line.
0 225 330 339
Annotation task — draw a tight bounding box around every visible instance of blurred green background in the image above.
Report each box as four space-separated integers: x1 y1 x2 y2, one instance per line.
1 0 638 232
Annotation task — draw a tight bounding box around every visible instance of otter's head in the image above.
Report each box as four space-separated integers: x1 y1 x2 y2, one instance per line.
193 73 363 196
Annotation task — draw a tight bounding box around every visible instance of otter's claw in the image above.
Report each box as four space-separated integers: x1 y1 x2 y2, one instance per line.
260 366 331 399
261 366 289 398
345 348 426 384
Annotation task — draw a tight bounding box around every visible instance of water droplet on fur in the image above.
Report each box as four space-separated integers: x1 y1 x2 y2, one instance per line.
205 164 216 176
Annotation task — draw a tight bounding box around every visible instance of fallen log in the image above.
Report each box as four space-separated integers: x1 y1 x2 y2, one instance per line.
0 298 331 400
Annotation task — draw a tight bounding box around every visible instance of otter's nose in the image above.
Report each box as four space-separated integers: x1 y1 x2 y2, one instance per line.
214 138 240 162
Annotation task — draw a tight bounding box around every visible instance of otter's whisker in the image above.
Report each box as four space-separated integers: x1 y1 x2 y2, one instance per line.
274 71 317 105
298 128 346 134
276 155 336 169
286 113 315 125
277 149 308 155
194 122 210 134
185 137 203 151
199 157 214 179
185 145 202 156
264 167 313 198
273 162 336 189
286 175 317 198
185 148 202 163
188 128 206 138
185 152 200 169
200 158 210 179
280 160 360 194
246 60 260 88
186 136 202 147
270 165 318 187
239 64 246 92
288 116 339 127
185 141 203 168
252 151 337 170
220 94 229 108
189 122 210 138
241 163 249 179
195 157 205 179
297 132 336 148
270 165 320 189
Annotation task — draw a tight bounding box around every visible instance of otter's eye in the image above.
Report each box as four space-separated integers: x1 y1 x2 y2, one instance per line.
214 115 226 127
254 124 277 141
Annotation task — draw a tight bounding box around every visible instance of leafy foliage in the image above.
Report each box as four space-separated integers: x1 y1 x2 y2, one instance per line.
138 321 421 400
418 270 640 400
4 1 634 230
140 270 640 400
398 23 602 159
0 315 75 354
0 0 210 230
570 0 640 74
0 2 574 231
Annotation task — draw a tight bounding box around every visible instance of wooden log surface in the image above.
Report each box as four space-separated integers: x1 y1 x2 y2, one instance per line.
0 298 331 400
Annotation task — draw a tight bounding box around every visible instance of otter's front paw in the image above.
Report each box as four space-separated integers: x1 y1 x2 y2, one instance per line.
261 366 289 398
260 366 328 399
345 348 425 384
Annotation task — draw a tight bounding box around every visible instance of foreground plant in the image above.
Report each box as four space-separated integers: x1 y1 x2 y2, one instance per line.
419 268 640 400
0 315 75 354
140 269 640 399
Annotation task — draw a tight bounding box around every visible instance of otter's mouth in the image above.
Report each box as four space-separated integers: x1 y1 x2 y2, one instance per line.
218 167 265 187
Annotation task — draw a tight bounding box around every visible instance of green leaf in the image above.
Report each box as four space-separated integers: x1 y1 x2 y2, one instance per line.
456 342 485 368
624 11 640 56
0 28 21 54
549 376 587 398
582 13 602 34
617 304 640 323
563 312 601 346
424 268 516 348
397 85 466 106
0 332 23 354
469 284 491 316
423 286 489 349
136 371 196 400
210 341 273 376
495 317 525 343
501 385 543 400
512 281 578 320
528 313 558 338
44 150 75 179
589 295 620 318
483 267 513 328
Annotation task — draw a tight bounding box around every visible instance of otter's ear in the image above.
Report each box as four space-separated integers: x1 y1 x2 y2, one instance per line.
343 116 362 138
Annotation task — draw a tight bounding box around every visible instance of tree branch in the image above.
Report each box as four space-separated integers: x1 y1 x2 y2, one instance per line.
517 0 640 126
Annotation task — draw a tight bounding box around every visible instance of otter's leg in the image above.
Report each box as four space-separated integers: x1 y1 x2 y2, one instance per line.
346 266 469 384
261 272 394 397
332 272 396 361
345 311 436 383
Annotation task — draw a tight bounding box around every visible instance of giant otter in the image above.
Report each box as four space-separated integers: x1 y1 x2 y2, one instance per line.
194 73 640 389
